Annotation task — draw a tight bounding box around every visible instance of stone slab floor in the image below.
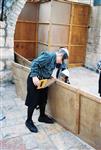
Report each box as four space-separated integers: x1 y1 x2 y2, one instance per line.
69 67 99 96
0 80 96 150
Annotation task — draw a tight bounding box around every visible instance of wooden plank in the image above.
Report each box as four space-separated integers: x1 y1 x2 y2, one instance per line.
69 46 86 64
18 2 39 21
47 80 80 134
17 20 37 24
14 42 36 60
51 25 69 45
14 40 36 43
51 1 71 25
72 4 90 26
69 63 84 68
39 2 51 23
15 22 36 41
68 3 74 66
37 43 48 55
14 52 31 67
70 26 88 45
38 24 49 44
79 90 101 149
12 62 30 100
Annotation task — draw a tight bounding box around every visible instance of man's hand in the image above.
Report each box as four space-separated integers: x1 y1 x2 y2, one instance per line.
32 76 40 87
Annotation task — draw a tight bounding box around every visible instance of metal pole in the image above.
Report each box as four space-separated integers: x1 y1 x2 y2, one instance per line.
0 0 5 21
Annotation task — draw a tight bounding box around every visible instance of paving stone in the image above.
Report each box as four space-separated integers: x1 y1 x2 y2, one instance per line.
22 134 39 149
0 137 26 150
0 116 25 128
40 122 66 136
2 124 30 139
50 131 95 150
69 67 99 95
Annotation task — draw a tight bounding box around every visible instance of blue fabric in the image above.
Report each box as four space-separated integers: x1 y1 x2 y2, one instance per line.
30 51 56 79
94 0 101 6
97 60 101 70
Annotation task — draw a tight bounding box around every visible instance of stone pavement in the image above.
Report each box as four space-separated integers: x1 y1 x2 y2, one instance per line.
69 67 99 96
0 82 96 150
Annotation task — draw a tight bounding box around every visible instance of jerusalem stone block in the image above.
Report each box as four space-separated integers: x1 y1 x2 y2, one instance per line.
5 37 14 48
96 44 101 53
0 137 26 150
0 29 5 37
0 37 5 47
6 28 14 37
0 70 13 83
86 44 95 53
6 60 12 70
22 134 38 149
0 21 6 28
0 49 14 60
0 61 5 71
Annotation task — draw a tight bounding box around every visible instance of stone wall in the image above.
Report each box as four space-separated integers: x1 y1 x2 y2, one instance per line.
85 6 101 70
0 21 13 83
0 0 27 83
0 0 101 83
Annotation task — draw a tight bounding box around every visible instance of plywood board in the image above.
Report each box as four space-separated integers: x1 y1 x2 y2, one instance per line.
14 42 36 60
70 26 88 45
15 22 36 41
47 80 80 134
39 2 51 23
79 91 101 149
37 43 48 55
38 24 49 43
14 52 31 67
69 46 86 63
51 25 69 45
72 4 90 25
18 2 39 21
12 62 30 100
51 1 71 25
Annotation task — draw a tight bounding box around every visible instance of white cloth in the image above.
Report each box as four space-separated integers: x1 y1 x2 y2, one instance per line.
61 69 69 77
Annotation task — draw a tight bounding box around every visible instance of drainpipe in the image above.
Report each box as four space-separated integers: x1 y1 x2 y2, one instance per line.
0 0 5 21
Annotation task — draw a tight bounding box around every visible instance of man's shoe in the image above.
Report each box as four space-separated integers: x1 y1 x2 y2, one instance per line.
25 120 38 133
38 115 54 124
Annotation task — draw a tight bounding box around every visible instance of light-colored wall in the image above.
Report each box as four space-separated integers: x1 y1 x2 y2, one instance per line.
0 0 101 82
85 6 101 70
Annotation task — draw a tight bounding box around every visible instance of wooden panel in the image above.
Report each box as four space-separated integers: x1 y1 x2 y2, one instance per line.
70 26 88 45
14 52 31 67
37 43 48 55
38 24 49 43
49 46 60 52
69 46 86 64
72 4 90 25
47 81 80 134
14 42 36 60
14 22 36 41
49 46 69 52
51 1 71 25
18 2 39 21
51 25 69 45
79 91 101 149
12 62 30 100
39 2 51 23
